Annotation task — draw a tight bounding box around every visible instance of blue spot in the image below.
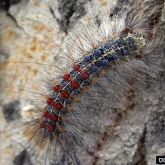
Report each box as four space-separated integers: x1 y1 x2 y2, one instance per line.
84 56 91 62
104 42 112 49
109 54 118 61
93 49 102 59
92 65 99 72
116 39 124 47
102 59 109 66
122 49 128 56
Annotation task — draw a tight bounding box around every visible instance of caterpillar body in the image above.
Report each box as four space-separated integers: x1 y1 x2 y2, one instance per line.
0 0 164 165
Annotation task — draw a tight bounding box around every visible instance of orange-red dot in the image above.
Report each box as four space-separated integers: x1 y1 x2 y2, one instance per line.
71 81 80 89
44 111 50 119
73 64 81 71
81 70 89 80
50 114 58 122
54 84 61 92
53 102 63 110
48 124 55 132
47 98 53 105
61 90 70 99
64 73 71 81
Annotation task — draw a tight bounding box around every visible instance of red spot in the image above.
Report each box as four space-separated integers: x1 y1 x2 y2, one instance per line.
53 102 63 110
50 114 58 122
81 70 89 80
71 81 80 89
61 90 70 99
64 73 71 81
54 84 61 92
48 124 55 132
44 111 51 119
40 121 45 128
47 98 53 105
73 64 81 71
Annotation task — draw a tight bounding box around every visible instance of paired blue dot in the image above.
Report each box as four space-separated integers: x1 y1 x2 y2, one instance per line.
93 49 102 59
122 49 128 56
102 59 109 66
92 65 99 72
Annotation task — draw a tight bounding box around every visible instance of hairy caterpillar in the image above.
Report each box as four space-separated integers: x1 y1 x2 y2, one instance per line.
0 0 164 165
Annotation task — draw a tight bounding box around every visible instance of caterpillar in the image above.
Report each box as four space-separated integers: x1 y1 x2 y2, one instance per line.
0 0 164 165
